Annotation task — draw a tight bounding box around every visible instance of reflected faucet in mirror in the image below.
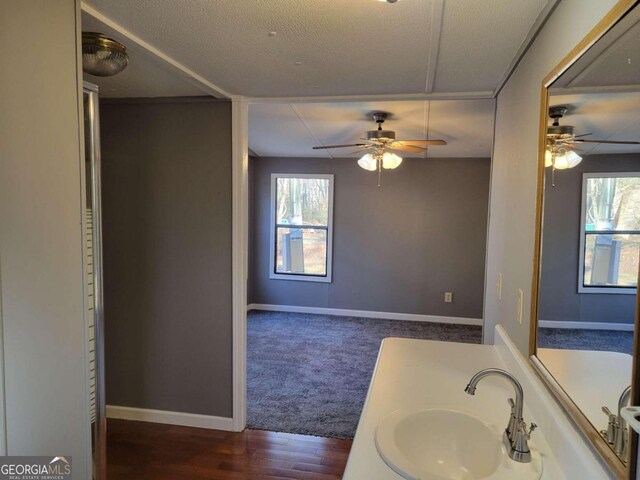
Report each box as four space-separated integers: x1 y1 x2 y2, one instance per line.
602 385 632 460
465 368 537 463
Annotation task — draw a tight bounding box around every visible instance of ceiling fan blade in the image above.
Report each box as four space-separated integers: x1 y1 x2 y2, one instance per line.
572 133 592 139
345 147 372 156
312 143 368 150
573 139 640 145
389 144 427 153
393 140 447 146
563 144 583 151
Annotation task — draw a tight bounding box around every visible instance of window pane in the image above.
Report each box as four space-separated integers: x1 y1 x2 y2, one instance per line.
584 233 639 287
276 177 329 226
275 227 327 276
585 176 640 231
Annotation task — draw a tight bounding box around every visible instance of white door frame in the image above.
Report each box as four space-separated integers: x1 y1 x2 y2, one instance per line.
231 97 249 431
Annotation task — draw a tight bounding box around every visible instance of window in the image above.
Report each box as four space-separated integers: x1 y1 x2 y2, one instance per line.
269 174 334 282
579 173 640 294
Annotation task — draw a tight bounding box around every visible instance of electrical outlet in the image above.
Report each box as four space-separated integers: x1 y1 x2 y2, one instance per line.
517 289 524 324
444 292 453 303
497 273 503 301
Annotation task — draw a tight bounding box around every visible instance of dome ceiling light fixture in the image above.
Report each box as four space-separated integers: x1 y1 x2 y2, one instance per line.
312 111 447 187
82 32 129 77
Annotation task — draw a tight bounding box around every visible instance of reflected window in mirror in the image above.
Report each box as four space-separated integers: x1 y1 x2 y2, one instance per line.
580 173 640 294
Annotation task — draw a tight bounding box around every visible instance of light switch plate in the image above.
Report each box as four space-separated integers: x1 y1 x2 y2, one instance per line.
517 289 524 324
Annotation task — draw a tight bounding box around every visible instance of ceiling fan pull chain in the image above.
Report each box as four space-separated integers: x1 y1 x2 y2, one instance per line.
377 158 382 188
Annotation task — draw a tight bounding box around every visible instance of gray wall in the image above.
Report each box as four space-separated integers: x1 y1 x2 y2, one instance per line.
539 153 640 324
0 0 91 474
100 99 233 417
249 156 490 319
483 0 618 351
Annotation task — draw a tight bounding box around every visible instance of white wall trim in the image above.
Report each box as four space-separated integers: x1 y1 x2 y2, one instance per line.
539 320 634 331
106 405 234 431
247 303 483 326
247 91 495 104
231 97 249 432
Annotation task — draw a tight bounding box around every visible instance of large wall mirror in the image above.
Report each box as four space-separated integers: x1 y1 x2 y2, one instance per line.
530 1 640 478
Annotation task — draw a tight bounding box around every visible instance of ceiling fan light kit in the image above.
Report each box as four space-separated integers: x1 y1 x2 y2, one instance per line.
312 111 446 186
545 105 640 182
544 149 582 170
357 151 403 172
357 153 378 171
381 152 403 169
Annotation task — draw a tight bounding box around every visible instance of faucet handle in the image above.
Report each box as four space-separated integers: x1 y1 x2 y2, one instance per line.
527 423 537 437
602 406 618 424
601 406 618 445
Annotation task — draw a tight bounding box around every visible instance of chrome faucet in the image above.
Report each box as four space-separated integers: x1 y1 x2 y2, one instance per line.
600 385 631 461
465 368 536 463
616 386 631 459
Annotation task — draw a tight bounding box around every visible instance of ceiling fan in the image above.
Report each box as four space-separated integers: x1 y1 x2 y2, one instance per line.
312 112 447 185
546 105 640 171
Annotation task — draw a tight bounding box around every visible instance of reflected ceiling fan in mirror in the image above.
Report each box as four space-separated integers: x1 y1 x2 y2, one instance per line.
312 112 447 187
546 106 640 185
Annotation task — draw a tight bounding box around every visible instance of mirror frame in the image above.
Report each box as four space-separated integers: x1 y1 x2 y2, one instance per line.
529 1 640 478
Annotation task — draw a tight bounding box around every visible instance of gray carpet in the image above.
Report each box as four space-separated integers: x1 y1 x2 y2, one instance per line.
247 311 482 439
538 327 633 355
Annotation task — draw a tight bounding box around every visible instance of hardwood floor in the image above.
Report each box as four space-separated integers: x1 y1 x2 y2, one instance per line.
107 419 353 480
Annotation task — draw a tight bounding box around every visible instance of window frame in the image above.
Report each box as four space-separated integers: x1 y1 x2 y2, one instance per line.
269 173 334 283
578 171 639 295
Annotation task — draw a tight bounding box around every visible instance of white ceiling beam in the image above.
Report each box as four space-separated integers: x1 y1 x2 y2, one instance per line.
247 91 494 104
81 3 232 99
289 105 333 159
492 0 560 97
425 0 445 94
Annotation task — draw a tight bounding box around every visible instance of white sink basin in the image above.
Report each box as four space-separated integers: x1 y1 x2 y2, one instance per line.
375 409 543 480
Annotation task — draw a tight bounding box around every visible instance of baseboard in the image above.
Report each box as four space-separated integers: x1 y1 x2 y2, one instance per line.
106 405 234 431
247 303 483 326
539 320 634 331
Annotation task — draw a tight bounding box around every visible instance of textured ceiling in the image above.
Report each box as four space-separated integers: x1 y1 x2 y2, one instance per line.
576 23 640 88
552 7 640 90
249 99 496 158
546 7 640 156
82 12 205 98
549 92 640 155
82 0 551 98
433 0 550 92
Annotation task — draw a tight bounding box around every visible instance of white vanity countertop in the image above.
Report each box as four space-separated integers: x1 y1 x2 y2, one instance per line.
538 348 632 433
343 338 565 480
